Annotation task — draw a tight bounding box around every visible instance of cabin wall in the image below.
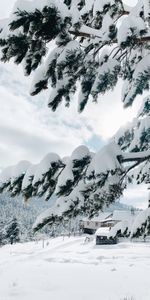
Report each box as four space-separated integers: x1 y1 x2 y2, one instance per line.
81 220 118 231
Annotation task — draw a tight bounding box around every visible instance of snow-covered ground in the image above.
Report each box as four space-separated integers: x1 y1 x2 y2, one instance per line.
0 236 150 300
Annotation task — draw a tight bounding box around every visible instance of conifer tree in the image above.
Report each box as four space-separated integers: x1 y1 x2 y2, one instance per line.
0 0 149 232
0 221 5 246
5 217 20 244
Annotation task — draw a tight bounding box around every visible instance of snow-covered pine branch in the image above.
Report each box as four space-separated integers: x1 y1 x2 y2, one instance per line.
0 139 149 231
115 95 150 184
0 0 150 111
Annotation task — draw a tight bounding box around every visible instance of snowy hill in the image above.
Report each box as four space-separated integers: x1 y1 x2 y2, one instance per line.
0 194 136 241
0 236 150 300
0 193 52 241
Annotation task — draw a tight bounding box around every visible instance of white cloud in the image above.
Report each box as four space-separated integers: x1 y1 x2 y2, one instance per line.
121 184 149 210
0 62 94 167
0 0 16 18
0 62 140 167
81 81 142 140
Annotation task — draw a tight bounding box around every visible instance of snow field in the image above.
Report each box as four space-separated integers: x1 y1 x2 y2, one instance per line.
0 236 150 299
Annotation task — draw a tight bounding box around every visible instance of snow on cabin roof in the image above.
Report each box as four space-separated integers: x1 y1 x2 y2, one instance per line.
101 218 115 223
95 227 110 237
82 212 112 222
92 212 113 222
82 210 136 223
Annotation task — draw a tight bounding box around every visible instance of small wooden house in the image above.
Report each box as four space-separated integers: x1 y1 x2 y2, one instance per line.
80 210 135 235
80 212 113 234
95 227 118 245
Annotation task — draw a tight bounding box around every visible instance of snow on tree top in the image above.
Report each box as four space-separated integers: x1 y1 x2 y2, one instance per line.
80 1 93 15
93 0 115 14
101 13 114 41
118 15 146 46
10 160 31 183
33 153 60 185
133 55 150 81
71 145 90 160
91 58 120 95
70 1 80 25
0 161 30 185
0 166 14 184
30 67 47 93
57 41 80 65
22 164 37 190
131 208 150 237
138 96 150 117
108 219 129 238
87 142 122 176
143 0 150 21
55 161 74 190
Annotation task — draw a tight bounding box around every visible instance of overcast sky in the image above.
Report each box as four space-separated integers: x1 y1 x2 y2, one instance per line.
0 0 148 209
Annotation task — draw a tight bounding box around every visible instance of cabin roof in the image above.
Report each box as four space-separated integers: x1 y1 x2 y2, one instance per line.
82 210 135 223
82 212 112 222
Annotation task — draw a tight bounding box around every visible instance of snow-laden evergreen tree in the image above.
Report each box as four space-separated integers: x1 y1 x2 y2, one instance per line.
0 220 6 246
108 207 150 241
130 192 150 239
0 193 53 243
4 217 20 244
107 193 150 240
0 0 149 232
